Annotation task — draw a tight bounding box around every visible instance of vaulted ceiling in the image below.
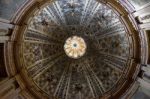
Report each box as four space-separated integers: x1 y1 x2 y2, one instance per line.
1 0 150 99
19 0 131 99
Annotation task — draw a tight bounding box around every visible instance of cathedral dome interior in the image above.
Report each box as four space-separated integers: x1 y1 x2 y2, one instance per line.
21 1 130 98
0 0 150 99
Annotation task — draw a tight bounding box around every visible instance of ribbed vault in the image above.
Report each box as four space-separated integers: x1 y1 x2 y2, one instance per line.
19 0 131 99
2 0 150 99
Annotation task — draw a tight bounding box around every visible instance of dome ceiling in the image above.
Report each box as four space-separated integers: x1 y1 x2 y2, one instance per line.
21 0 130 98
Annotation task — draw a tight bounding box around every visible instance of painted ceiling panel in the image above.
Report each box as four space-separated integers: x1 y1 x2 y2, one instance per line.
19 0 131 99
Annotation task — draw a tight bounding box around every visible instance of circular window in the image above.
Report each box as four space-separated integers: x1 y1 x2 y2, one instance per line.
64 36 86 59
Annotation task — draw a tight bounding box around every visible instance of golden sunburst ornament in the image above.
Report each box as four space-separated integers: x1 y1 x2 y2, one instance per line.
64 36 86 59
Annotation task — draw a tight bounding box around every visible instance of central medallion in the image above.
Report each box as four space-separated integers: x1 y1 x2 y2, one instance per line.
64 36 86 59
